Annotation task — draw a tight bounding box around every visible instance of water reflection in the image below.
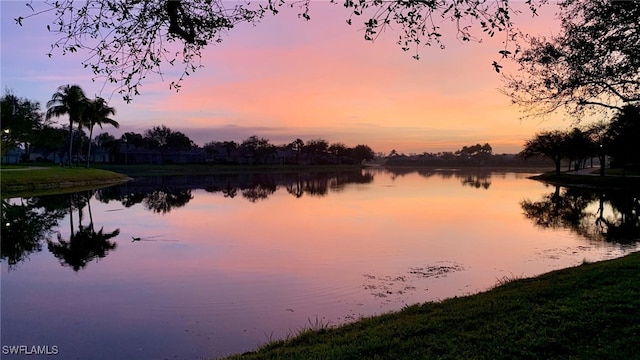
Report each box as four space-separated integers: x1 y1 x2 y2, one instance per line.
96 170 375 207
381 168 493 189
48 227 119 271
1 198 65 269
3 170 639 360
1 191 120 271
143 189 193 213
521 185 640 244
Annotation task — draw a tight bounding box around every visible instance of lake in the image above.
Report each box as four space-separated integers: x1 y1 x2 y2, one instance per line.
2 168 639 359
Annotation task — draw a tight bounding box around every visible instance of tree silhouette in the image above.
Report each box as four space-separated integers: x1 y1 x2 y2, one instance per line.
350 144 376 163
93 132 119 163
240 135 275 165
1 91 47 162
584 121 611 176
304 139 329 164
16 0 538 100
564 128 593 171
82 97 119 168
520 130 569 174
606 105 640 170
503 1 640 119
289 139 305 163
46 84 87 167
144 125 194 163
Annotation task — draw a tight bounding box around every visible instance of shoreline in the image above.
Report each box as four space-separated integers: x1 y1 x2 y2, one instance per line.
529 170 640 190
224 251 640 359
1 166 131 198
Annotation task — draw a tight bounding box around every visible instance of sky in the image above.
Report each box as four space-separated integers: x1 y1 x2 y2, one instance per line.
1 1 569 155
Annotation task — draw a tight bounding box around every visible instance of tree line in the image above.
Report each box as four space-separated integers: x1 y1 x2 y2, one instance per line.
521 105 640 175
0 86 375 166
384 143 549 167
1 85 119 167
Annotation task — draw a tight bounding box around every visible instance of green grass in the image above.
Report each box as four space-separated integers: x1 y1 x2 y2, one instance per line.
1 165 130 198
224 252 640 359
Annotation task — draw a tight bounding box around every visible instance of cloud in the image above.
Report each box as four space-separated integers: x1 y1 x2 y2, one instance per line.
2 0 566 155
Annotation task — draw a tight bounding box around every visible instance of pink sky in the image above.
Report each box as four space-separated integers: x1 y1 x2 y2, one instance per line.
1 1 568 154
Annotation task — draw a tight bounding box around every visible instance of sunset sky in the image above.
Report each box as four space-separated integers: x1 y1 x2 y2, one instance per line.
1 1 569 154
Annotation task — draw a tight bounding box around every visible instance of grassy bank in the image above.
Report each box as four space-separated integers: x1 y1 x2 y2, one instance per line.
225 251 640 359
531 171 640 189
0 165 131 198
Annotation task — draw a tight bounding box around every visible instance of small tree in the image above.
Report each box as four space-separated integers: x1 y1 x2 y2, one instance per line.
328 142 350 163
304 139 329 164
564 128 593 171
606 105 640 170
82 97 118 167
93 132 119 163
1 91 47 162
144 125 194 163
584 121 610 176
240 135 274 165
32 125 67 163
520 130 568 174
289 138 305 163
350 144 375 163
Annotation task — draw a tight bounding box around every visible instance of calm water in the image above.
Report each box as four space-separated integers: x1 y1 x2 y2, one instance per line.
2 168 639 359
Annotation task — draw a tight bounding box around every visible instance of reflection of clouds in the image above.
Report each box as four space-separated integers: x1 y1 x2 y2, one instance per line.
362 261 465 304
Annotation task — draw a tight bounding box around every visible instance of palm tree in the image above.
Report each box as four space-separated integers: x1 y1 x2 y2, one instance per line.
47 192 119 271
82 97 118 168
46 85 87 167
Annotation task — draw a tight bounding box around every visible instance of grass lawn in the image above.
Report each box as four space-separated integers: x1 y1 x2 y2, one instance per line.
225 251 640 359
1 165 130 198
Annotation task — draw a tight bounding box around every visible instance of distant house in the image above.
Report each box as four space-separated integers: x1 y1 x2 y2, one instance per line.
116 143 208 164
2 148 23 165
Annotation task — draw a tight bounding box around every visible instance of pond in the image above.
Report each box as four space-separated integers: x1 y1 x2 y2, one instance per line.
2 168 639 359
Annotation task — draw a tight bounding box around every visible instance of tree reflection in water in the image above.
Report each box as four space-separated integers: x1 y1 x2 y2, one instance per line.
1 197 66 270
3 169 501 271
1 191 121 271
47 190 120 271
97 170 376 206
521 185 640 244
96 169 498 213
48 227 119 272
143 189 193 214
383 168 494 189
